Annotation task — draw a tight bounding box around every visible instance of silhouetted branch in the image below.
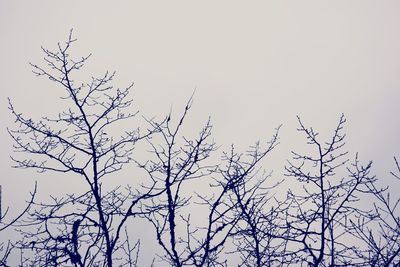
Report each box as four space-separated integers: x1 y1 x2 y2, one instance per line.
349 157 400 266
8 30 155 267
283 114 376 266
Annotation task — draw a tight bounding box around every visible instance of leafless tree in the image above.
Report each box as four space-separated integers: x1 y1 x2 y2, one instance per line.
138 99 225 266
349 157 400 266
6 31 400 267
224 128 284 267
8 30 155 266
283 114 377 266
137 99 283 266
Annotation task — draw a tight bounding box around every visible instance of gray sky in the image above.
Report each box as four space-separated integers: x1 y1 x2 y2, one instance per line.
1 0 399 264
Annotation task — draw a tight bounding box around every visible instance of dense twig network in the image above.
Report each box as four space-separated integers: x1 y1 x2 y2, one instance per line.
4 32 399 267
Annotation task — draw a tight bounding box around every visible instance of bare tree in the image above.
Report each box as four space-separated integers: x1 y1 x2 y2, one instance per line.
224 128 284 267
137 98 283 266
8 30 155 266
283 114 377 266
6 31 399 267
349 157 400 266
138 99 227 266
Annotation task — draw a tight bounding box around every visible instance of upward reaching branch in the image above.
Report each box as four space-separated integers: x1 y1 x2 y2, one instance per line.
8 30 156 267
283 114 376 266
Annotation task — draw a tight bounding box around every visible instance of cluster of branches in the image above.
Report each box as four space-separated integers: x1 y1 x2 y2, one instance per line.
0 183 36 266
4 32 399 266
7 31 154 267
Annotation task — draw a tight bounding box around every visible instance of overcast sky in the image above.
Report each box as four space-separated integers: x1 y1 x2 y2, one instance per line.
1 1 400 264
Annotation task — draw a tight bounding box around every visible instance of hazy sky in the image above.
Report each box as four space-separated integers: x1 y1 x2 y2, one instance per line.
0 1 399 264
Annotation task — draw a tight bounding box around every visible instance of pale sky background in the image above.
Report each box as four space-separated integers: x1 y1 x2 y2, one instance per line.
0 1 400 265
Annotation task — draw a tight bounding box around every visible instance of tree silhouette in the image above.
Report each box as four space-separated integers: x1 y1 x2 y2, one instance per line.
8 30 155 266
223 129 283 267
137 98 281 266
349 157 400 266
283 115 377 266
6 32 400 266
